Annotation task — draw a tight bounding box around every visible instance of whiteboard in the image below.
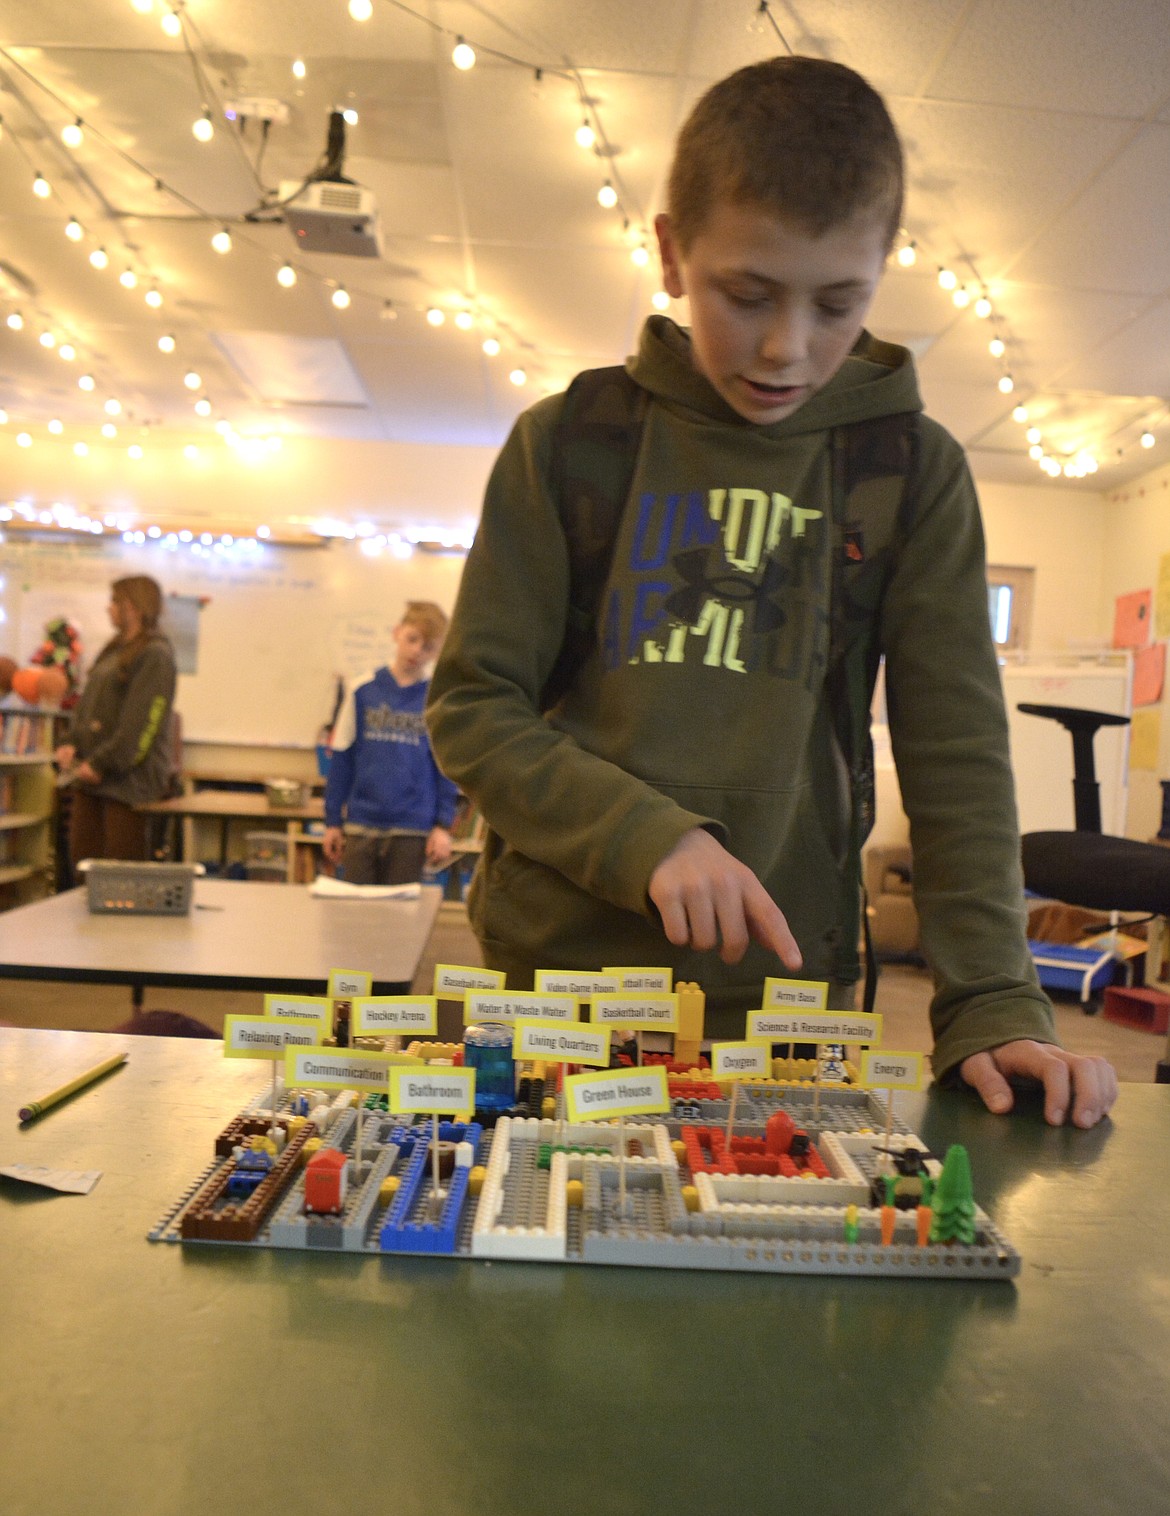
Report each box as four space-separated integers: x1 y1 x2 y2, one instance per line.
0 538 466 746
1000 656 1132 836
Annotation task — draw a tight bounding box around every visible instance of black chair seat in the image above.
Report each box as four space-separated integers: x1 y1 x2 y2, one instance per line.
1021 831 1170 915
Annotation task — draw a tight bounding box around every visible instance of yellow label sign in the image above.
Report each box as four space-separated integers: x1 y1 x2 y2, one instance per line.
284 1046 395 1092
223 1015 321 1060
535 969 621 997
860 1049 925 1091
603 966 673 991
390 1067 476 1119
563 1065 670 1122
263 994 332 1030
351 995 438 1036
434 963 506 999
762 977 830 1010
464 988 579 1024
710 1041 771 1080
329 968 373 998
747 1010 882 1044
512 1018 610 1066
588 993 679 1031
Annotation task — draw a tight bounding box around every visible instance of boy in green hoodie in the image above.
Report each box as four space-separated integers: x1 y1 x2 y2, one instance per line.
427 55 1117 1129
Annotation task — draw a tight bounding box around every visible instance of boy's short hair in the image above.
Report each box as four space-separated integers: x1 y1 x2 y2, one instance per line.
400 600 448 645
667 56 904 252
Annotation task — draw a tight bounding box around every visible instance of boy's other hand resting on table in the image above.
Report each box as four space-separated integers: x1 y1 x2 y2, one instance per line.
649 828 802 969
960 1040 1118 1128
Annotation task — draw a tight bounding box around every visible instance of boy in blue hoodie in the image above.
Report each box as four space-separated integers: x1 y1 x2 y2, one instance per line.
324 601 458 885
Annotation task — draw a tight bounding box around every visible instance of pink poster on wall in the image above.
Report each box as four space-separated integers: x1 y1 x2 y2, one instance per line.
1132 642 1165 706
1113 588 1152 649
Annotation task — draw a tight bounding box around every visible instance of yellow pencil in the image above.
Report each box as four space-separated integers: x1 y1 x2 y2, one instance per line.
18 1051 128 1123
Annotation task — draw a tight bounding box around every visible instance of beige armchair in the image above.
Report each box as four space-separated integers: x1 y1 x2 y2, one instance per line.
863 842 919 957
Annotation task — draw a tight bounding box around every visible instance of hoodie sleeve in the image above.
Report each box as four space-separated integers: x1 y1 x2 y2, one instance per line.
86 642 176 781
880 424 1057 1081
323 678 360 828
426 398 716 914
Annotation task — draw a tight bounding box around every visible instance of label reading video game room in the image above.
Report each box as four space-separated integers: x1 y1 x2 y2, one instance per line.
328 968 373 998
285 1046 396 1092
762 976 830 1009
588 993 679 1031
860 1050 924 1091
390 1067 475 1118
223 1015 321 1060
352 995 438 1036
602 967 672 991
434 964 506 998
710 1041 771 1080
263 994 332 1030
464 988 578 1025
563 1065 670 1122
747 1010 882 1044
535 969 621 997
511 1018 610 1066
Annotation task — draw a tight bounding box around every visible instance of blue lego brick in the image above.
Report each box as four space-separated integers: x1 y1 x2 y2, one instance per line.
378 1121 482 1255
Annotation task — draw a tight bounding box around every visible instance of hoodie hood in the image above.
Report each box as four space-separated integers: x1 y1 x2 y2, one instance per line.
627 314 923 435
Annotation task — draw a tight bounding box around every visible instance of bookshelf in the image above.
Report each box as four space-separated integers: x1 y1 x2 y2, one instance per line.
0 705 60 908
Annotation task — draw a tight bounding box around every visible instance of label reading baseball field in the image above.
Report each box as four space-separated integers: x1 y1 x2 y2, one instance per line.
390 1067 476 1119
263 994 333 1030
463 988 579 1025
329 968 373 998
747 1010 882 1044
859 1050 924 1090
284 1046 396 1093
587 993 679 1031
433 964 506 999
535 970 621 997
562 1065 670 1122
710 1041 772 1080
603 967 673 991
351 995 438 1036
511 1019 610 1066
223 1015 321 1060
762 977 830 1009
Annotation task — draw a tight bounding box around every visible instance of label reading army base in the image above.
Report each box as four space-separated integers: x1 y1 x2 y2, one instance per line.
562 1065 670 1123
223 1015 321 1060
512 1018 610 1067
390 1066 476 1119
535 970 621 997
351 995 438 1036
263 993 332 1031
762 977 830 1010
284 1046 397 1093
587 993 679 1031
464 988 579 1025
710 1041 771 1080
433 964 506 999
747 1010 882 1044
602 967 673 992
859 1050 925 1091
329 968 373 998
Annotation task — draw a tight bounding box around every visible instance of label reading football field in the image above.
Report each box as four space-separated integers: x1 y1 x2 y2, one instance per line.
588 993 679 1031
603 967 673 992
747 1010 882 1044
464 989 579 1025
223 1015 321 1060
352 995 438 1036
434 964 506 998
562 1065 670 1122
535 970 621 997
390 1067 476 1118
762 977 830 1009
512 1019 610 1067
264 994 332 1030
284 1046 392 1092
710 1041 771 1080
860 1050 924 1091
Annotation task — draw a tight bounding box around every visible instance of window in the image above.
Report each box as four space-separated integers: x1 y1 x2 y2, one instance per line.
986 565 1034 651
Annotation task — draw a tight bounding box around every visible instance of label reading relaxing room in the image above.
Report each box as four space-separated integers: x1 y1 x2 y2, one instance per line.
562 1066 670 1122
223 1016 321 1060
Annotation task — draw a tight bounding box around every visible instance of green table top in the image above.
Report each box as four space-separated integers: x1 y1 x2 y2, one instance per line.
2 1027 1168 1516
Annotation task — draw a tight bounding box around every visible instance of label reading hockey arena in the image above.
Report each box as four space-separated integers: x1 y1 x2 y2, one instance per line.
511 1019 610 1067
284 1046 396 1093
390 1067 476 1118
747 1010 883 1044
223 1015 321 1060
563 1066 670 1123
535 970 621 997
762 977 830 1010
329 968 373 998
263 994 333 1031
352 996 438 1036
860 1050 925 1091
434 964 506 999
464 989 579 1025
710 1041 771 1080
603 967 673 992
588 993 679 1031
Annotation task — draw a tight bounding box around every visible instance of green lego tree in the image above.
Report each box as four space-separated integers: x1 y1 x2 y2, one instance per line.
929 1144 976 1245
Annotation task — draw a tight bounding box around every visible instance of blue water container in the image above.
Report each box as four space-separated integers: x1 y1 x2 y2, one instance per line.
463 1022 515 1112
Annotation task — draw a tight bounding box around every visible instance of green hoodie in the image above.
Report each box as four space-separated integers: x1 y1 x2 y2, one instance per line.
427 316 1056 1079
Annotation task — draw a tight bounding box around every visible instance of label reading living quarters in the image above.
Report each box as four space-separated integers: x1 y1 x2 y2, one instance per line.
512 1019 610 1066
351 996 438 1036
562 1066 670 1122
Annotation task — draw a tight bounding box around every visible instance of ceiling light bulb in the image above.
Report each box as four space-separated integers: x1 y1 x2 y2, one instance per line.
194 397 212 416
6 311 23 330
192 109 214 142
89 246 109 269
597 180 618 209
104 398 122 416
120 268 138 288
160 9 181 36
65 217 84 241
102 422 117 438
454 310 474 330
630 244 650 268
952 287 970 308
896 242 917 268
348 0 373 19
184 445 200 461
1141 431 1156 448
17 433 32 448
32 172 51 199
342 108 359 126
158 333 176 353
937 267 957 291
292 58 306 79
331 287 351 309
128 444 144 460
48 419 64 434
998 374 1015 394
426 307 445 327
61 119 84 149
211 228 232 254
79 373 95 390
277 263 297 287
73 441 89 458
575 120 595 150
652 290 670 311
452 38 476 70
183 371 202 390
1025 426 1041 444
145 287 163 307
1028 444 1043 460
988 336 1005 358
39 331 56 349
975 296 993 319
509 368 526 386
1012 406 1029 424
58 343 76 361
482 337 500 357
131 0 154 12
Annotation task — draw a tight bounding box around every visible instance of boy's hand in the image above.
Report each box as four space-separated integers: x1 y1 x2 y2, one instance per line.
322 826 345 865
426 825 453 867
648 828 802 969
959 1041 1118 1128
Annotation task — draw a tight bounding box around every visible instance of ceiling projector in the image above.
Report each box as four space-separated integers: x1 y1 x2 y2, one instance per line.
279 178 384 258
